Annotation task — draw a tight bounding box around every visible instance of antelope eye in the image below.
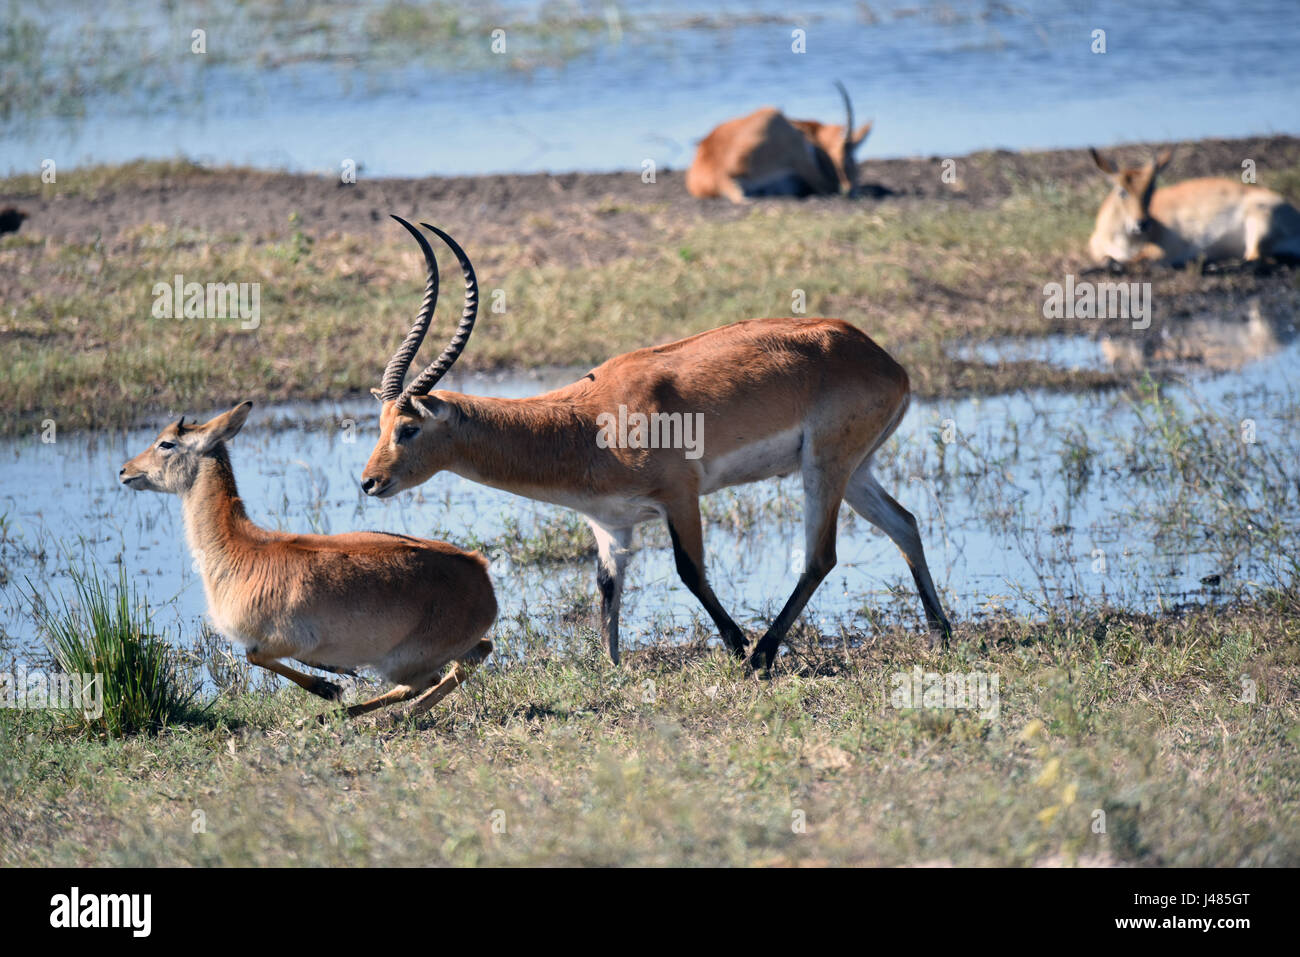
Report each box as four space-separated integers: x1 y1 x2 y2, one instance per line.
157 440 176 451
396 425 420 443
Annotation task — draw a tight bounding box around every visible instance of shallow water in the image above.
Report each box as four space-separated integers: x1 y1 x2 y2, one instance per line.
3 0 1299 177
947 306 1298 372
946 334 1107 371
3 318 1298 664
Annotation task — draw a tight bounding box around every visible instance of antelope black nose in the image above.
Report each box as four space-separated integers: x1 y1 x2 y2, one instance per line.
118 467 126 476
361 477 378 494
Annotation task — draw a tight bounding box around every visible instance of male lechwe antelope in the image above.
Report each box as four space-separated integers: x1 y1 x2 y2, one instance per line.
360 217 950 670
1088 147 1300 266
685 82 873 203
119 401 497 718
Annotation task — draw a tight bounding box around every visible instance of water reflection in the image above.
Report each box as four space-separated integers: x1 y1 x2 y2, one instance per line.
1100 301 1296 373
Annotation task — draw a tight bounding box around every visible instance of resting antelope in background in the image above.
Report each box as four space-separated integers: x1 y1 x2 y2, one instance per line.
360 217 950 671
685 81 873 203
1088 147 1300 267
119 401 497 719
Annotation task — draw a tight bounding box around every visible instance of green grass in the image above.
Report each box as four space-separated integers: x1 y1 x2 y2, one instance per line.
4 153 1298 435
2 603 1297 866
0 176 1210 435
0 159 217 199
28 565 196 738
2 1 625 125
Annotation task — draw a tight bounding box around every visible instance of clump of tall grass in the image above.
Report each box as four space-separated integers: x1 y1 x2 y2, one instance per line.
31 566 195 737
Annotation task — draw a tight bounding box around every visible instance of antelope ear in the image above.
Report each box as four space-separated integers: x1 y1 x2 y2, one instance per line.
410 395 453 423
191 401 252 452
851 121 873 146
370 388 384 402
1153 148 1173 174
1089 147 1118 176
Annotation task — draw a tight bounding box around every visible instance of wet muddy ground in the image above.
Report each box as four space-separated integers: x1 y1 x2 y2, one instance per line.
6 135 1299 254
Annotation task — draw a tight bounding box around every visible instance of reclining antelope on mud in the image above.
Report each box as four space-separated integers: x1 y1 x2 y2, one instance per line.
119 401 497 720
685 81 873 203
361 217 951 671
1088 147 1300 267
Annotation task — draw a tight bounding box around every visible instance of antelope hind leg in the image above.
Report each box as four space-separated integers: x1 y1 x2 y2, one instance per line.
342 683 422 719
247 649 345 701
749 452 851 670
405 662 469 717
404 639 494 718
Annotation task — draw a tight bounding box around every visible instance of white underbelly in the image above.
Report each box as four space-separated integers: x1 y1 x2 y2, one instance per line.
449 432 803 529
562 493 663 528
1167 207 1247 260
463 471 662 529
699 427 802 494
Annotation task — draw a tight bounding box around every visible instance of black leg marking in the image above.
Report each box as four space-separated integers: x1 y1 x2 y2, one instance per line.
750 569 828 671
594 552 621 664
596 562 615 604
667 523 701 590
667 522 748 656
310 677 345 701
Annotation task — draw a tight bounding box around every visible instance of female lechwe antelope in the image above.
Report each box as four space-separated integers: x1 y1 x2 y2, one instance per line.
119 401 496 718
361 217 950 670
1088 147 1300 266
686 82 873 203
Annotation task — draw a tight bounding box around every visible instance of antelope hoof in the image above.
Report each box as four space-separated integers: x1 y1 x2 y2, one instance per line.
724 628 749 658
744 646 775 676
311 677 345 702
294 710 338 729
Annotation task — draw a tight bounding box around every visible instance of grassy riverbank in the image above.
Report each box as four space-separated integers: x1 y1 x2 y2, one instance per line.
3 601 1298 866
3 137 1299 435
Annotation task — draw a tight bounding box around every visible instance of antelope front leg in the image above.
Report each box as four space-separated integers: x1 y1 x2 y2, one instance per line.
719 176 749 205
664 496 749 658
590 522 633 664
247 649 345 701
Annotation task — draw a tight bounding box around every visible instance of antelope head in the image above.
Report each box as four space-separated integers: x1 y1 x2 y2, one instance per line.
804 81 873 195
361 217 479 499
119 401 252 495
1090 146 1173 239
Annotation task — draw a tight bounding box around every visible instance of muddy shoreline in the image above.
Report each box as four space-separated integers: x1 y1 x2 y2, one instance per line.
6 135 1299 245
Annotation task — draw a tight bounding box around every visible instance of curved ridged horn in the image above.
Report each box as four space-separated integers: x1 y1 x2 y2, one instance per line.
834 80 854 148
397 223 479 405
379 215 441 402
